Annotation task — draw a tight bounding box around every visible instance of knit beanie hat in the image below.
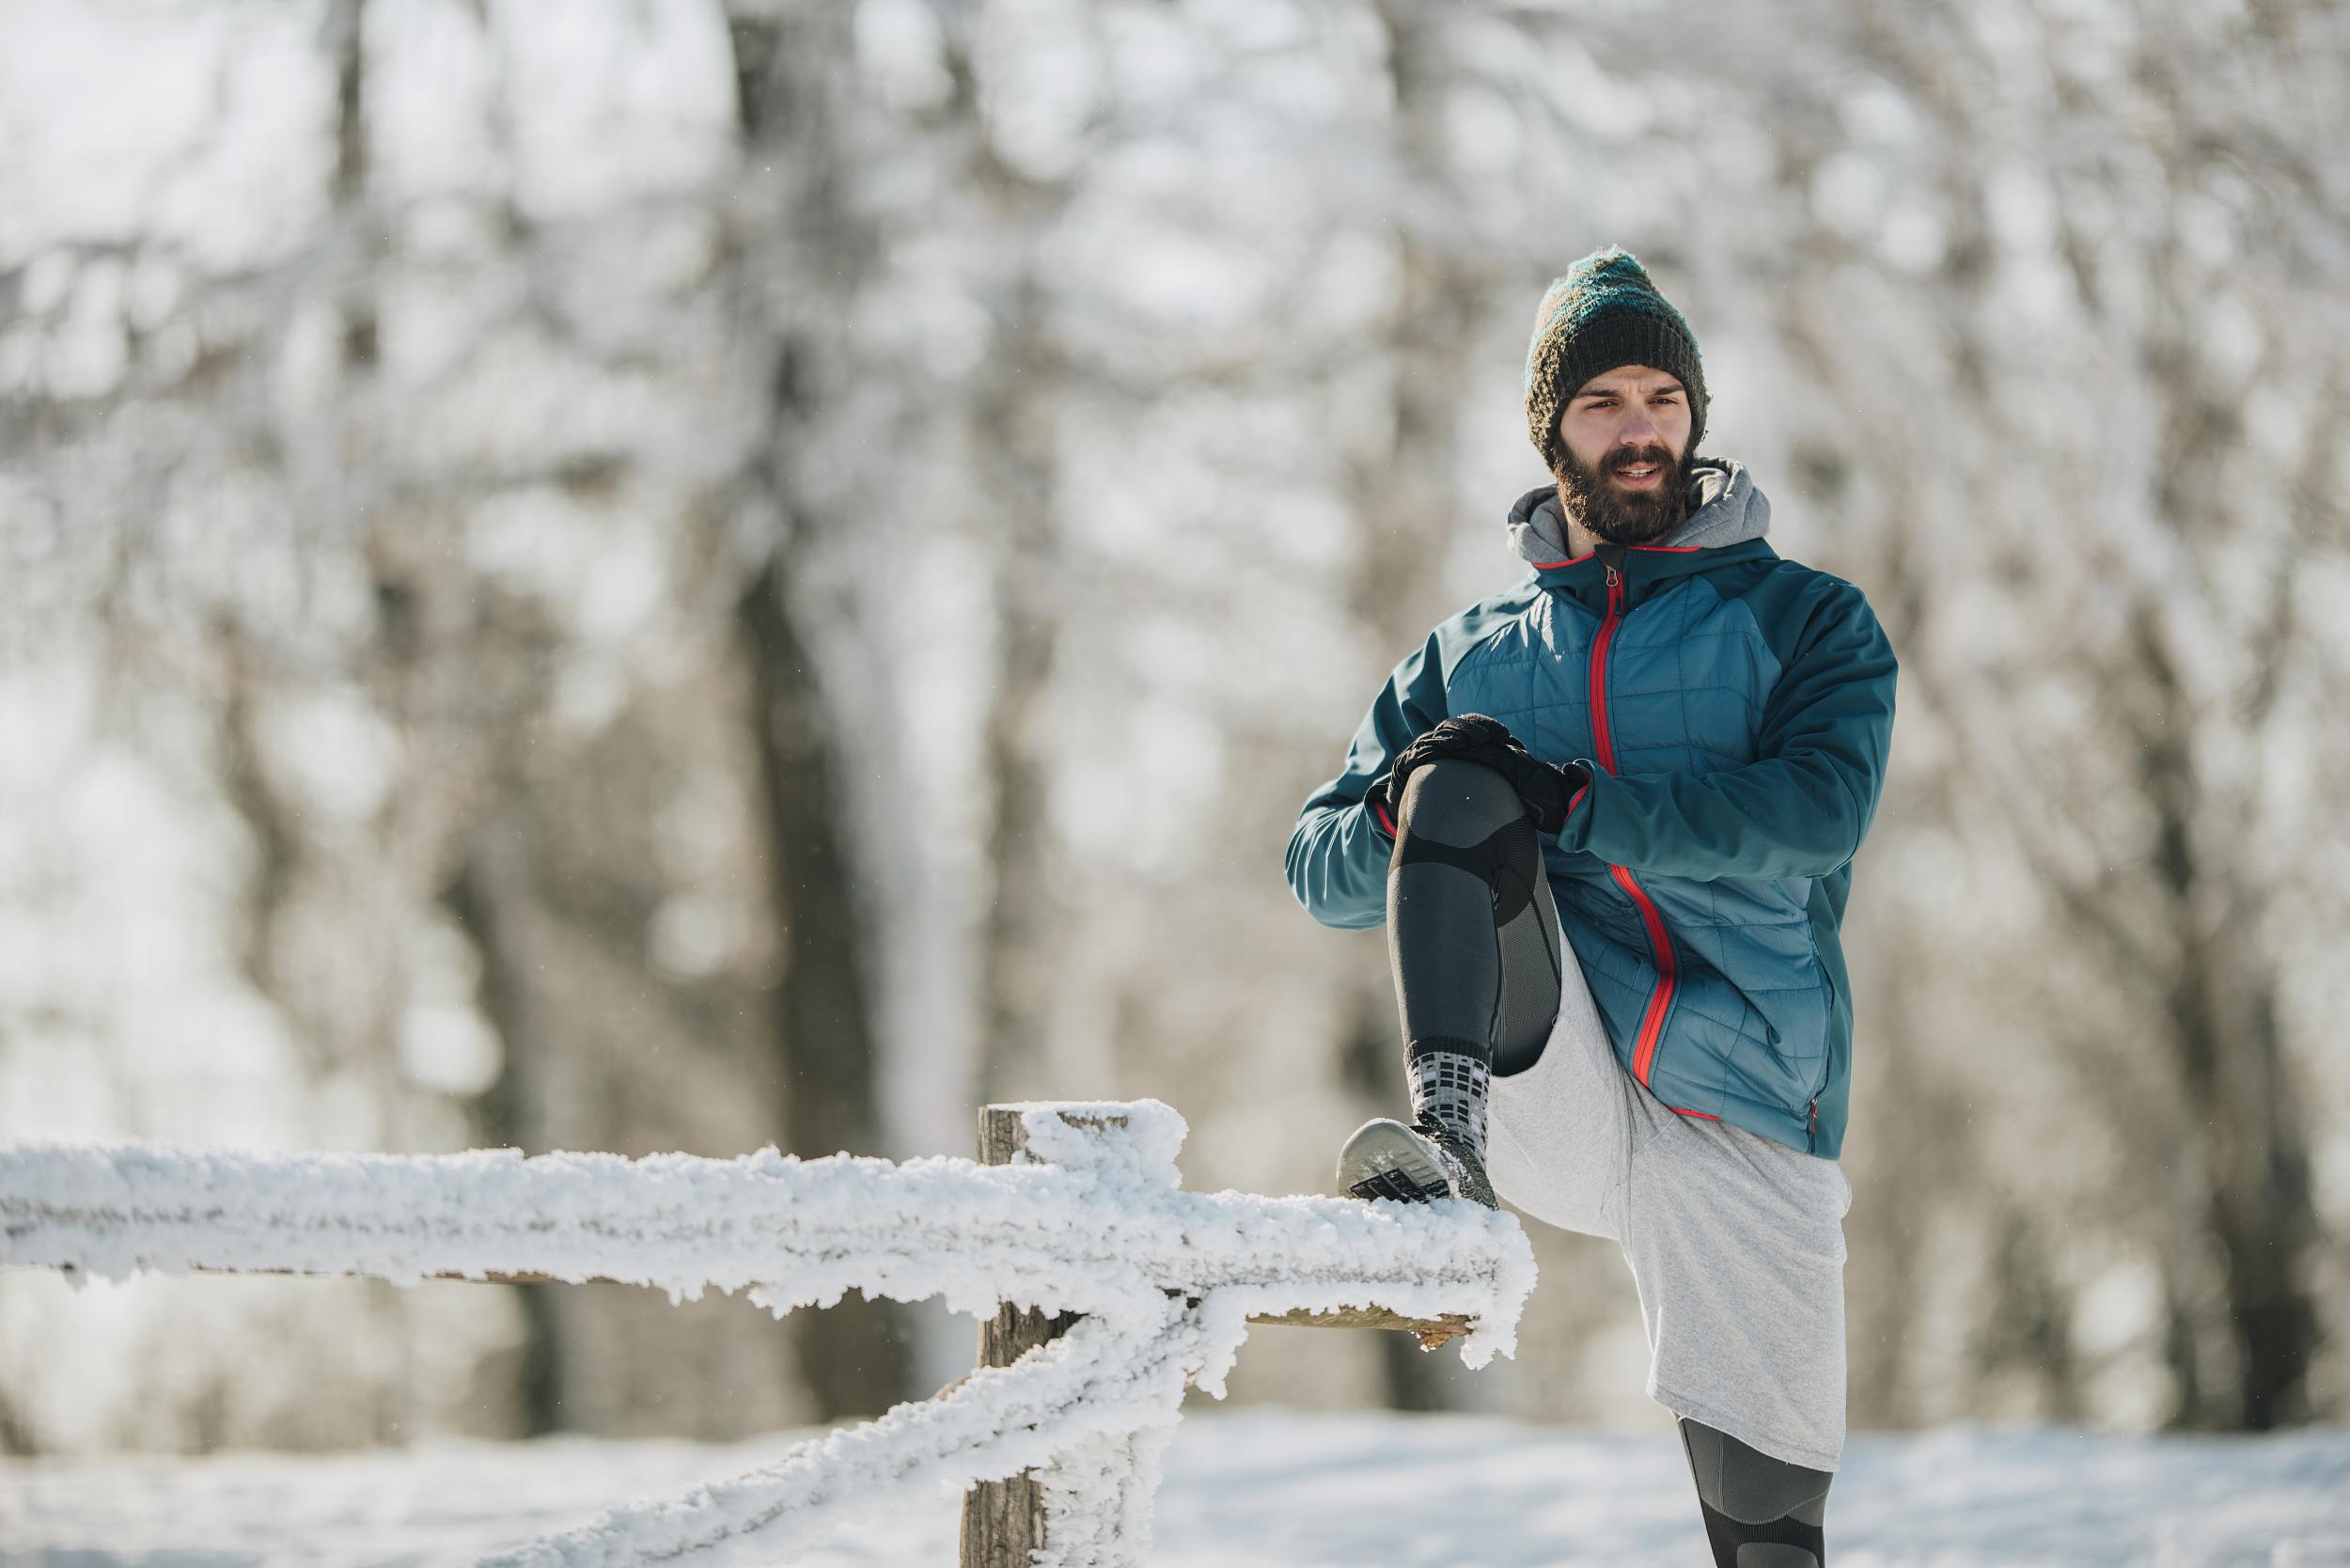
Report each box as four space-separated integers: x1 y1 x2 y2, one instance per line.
1524 247 1708 472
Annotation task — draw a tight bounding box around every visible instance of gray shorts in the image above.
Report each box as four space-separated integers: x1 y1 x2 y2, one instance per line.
1486 932 1853 1472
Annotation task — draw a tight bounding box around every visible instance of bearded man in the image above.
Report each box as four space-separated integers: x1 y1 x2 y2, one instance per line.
1286 246 1899 1568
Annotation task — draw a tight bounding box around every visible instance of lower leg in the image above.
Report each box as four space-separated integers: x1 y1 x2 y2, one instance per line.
1677 1418 1833 1568
1386 758 1565 1157
1337 759 1568 1205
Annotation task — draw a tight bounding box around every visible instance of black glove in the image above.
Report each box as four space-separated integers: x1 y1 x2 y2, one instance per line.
1368 714 1590 837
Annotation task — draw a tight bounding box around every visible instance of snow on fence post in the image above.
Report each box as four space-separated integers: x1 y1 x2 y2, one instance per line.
961 1104 1169 1568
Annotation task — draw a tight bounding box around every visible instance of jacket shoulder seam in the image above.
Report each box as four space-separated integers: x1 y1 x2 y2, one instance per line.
1718 558 1873 666
1434 580 1547 684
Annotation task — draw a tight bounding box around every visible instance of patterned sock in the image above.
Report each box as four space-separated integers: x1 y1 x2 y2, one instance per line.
1406 1040 1491 1162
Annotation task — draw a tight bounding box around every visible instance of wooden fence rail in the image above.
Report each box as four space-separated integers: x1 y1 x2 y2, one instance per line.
0 1099 1531 1568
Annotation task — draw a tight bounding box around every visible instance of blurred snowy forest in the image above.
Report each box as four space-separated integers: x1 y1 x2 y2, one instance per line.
2 0 2346 1457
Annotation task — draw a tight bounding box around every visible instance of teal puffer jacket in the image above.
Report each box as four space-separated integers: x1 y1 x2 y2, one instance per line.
1285 463 1898 1158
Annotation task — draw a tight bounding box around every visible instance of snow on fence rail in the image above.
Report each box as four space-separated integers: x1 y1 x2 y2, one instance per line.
0 1099 1535 1568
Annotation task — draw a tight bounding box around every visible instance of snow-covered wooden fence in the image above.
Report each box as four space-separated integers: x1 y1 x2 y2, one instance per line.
0 1099 1534 1567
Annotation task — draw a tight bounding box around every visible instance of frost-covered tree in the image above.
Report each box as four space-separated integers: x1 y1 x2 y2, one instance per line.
2 0 2342 1455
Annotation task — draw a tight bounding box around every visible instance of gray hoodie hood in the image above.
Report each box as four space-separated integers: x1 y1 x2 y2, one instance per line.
1507 456 1772 566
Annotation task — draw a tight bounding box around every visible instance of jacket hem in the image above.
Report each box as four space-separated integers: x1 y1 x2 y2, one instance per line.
1640 1069 1832 1160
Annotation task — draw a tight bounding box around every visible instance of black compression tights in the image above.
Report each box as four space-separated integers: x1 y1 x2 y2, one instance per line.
1680 1418 1835 1566
1386 759 1564 1078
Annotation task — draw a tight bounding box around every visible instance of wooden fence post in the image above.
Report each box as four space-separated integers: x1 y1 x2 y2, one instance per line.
959 1104 1163 1568
959 1105 1075 1566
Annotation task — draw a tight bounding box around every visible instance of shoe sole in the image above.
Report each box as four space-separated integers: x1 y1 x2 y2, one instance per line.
1337 1119 1453 1204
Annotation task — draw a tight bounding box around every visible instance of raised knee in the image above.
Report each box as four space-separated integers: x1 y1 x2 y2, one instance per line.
1397 757 1527 839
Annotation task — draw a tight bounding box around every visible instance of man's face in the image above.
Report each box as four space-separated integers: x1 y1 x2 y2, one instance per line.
1554 365 1695 545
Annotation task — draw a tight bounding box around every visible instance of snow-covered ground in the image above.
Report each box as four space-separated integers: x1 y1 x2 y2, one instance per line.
5 1406 2346 1568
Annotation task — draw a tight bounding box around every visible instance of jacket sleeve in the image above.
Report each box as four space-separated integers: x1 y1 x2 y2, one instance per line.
1557 578 1897 883
1283 633 1449 929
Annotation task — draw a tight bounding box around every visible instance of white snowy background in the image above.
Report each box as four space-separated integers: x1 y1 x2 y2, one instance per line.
8 1412 2350 1566
3 0 2348 1560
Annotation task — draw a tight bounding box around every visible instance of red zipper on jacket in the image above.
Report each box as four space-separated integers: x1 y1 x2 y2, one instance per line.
1590 562 1678 1088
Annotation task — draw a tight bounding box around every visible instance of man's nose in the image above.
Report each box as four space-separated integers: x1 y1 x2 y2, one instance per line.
1619 406 1659 445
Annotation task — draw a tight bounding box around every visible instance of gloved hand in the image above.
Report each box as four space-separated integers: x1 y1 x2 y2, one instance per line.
1368 713 1590 837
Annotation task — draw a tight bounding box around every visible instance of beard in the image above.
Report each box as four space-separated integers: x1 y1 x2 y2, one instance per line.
1555 441 1694 547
